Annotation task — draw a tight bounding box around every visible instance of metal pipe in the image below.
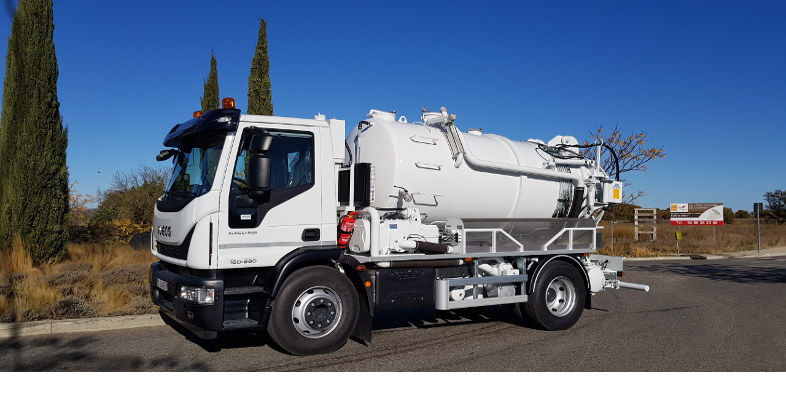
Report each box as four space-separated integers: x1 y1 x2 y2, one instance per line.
450 124 586 186
361 207 381 257
554 159 591 166
347 161 356 212
617 281 650 292
376 259 463 268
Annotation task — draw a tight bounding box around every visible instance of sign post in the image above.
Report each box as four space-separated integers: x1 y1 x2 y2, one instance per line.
675 231 682 254
754 202 763 253
611 220 615 255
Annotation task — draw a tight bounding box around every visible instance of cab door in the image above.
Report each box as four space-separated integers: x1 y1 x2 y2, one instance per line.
218 124 326 268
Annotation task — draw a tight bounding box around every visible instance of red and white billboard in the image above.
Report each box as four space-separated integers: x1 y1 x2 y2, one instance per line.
670 203 724 225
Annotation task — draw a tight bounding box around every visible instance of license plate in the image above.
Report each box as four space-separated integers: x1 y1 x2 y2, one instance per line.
156 278 168 291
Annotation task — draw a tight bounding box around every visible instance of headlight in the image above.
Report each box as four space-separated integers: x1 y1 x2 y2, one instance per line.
178 286 216 305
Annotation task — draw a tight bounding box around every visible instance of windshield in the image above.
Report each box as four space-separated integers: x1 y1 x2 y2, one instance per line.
162 140 225 200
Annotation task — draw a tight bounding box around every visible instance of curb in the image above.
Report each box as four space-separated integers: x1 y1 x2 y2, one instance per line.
0 314 165 339
627 252 786 262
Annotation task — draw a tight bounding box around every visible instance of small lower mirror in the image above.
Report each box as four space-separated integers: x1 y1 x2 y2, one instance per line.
235 194 257 208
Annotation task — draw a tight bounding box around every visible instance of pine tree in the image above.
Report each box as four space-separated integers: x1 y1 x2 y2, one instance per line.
247 18 273 115
200 51 219 112
0 0 69 264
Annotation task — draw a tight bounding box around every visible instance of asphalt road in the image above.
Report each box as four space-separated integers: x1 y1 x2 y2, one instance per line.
1 257 785 371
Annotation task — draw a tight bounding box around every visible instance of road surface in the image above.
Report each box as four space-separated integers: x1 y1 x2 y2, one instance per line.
1 257 784 371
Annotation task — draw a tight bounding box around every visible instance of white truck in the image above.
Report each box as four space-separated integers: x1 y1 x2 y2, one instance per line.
150 99 649 355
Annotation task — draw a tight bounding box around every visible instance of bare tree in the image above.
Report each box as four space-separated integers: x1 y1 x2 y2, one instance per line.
96 166 168 225
583 125 665 203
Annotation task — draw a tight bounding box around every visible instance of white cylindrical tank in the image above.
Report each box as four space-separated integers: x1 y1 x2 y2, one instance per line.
346 111 592 223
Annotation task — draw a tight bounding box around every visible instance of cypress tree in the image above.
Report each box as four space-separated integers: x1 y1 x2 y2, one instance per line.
247 18 273 115
0 0 69 264
200 51 219 112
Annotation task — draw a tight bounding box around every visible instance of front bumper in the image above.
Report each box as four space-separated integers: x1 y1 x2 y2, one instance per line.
150 262 227 337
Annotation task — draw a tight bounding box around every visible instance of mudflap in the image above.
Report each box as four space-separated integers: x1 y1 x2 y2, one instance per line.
351 291 372 345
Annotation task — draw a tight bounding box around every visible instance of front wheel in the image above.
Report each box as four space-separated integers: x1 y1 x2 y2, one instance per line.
267 266 359 355
515 260 586 331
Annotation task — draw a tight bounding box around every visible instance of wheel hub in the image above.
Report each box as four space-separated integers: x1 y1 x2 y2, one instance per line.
291 287 343 338
545 276 577 317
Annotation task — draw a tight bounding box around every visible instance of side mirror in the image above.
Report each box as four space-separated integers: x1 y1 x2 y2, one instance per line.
156 149 177 162
247 132 274 199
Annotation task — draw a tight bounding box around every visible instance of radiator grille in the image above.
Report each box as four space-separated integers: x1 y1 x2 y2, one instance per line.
156 229 193 260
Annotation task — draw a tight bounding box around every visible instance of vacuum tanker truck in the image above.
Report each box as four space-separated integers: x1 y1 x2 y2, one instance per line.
149 98 649 355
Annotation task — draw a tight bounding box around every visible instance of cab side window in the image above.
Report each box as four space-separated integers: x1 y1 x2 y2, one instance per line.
232 130 314 193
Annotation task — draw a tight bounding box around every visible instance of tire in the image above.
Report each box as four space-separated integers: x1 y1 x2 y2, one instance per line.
516 260 586 331
267 266 359 355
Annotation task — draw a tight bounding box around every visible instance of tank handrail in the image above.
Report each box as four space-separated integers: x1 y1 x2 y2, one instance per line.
463 228 524 254
542 226 597 251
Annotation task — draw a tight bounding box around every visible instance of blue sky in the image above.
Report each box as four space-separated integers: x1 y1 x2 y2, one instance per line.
1 0 784 212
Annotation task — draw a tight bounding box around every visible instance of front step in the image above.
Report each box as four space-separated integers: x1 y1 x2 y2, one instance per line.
222 318 261 329
224 286 266 296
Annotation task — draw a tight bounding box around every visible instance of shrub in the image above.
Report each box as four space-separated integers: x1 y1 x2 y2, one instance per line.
51 296 98 319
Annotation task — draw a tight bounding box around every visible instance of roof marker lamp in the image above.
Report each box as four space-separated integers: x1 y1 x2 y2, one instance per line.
222 97 236 109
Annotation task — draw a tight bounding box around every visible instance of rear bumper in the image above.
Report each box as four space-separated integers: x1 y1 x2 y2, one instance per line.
150 262 227 338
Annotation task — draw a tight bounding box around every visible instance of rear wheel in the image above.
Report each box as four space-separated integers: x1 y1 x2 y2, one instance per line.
515 260 586 330
267 266 359 355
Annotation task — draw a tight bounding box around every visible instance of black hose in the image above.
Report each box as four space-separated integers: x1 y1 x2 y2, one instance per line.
412 241 451 254
344 140 353 166
568 187 585 218
602 143 621 181
551 142 621 181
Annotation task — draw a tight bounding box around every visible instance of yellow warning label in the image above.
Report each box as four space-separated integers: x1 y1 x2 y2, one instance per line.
613 188 621 199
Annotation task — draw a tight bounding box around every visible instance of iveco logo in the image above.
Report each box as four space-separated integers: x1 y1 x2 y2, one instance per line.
157 225 172 237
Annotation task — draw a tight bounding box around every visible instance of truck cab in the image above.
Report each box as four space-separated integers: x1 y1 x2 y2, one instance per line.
150 103 351 345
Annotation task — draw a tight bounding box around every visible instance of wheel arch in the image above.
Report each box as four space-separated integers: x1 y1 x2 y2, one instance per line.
528 255 591 309
271 246 342 299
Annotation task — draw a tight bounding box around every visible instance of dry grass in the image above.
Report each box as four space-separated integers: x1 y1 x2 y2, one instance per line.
0 235 33 274
598 220 786 257
12 268 61 321
65 243 156 272
1 242 157 322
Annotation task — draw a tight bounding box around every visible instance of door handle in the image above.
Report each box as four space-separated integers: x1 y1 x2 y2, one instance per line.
302 228 320 242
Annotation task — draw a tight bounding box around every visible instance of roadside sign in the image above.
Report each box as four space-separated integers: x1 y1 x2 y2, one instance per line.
670 203 724 225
